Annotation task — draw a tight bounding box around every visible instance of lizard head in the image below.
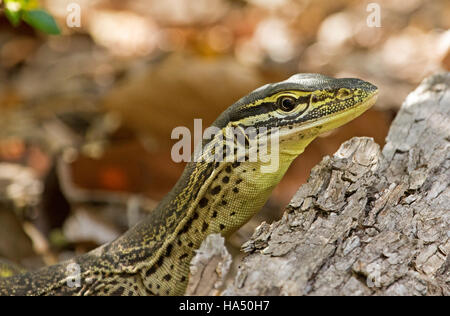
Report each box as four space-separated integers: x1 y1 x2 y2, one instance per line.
212 73 378 159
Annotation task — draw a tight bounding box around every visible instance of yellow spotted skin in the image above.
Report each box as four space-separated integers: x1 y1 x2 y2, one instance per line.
0 260 25 279
0 74 378 296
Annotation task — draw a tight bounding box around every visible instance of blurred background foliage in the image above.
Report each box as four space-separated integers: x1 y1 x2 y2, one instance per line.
0 0 448 271
3 0 60 34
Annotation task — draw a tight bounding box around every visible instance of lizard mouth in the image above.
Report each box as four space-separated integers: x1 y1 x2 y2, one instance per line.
307 90 377 131
324 90 379 129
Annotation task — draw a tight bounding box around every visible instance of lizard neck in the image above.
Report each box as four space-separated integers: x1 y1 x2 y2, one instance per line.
112 134 312 295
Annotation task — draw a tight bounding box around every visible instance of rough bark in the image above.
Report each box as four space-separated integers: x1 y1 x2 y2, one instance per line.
186 234 232 296
211 73 449 296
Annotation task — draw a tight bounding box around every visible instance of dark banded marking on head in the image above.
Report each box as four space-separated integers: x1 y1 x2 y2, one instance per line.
210 74 377 133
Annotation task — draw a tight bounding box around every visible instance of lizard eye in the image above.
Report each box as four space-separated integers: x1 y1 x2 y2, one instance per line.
277 96 297 112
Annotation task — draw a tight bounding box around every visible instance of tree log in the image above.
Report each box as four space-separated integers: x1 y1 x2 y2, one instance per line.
186 234 232 296
217 73 449 296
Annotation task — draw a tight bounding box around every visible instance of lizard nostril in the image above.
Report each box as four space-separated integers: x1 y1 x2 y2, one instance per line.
337 89 351 99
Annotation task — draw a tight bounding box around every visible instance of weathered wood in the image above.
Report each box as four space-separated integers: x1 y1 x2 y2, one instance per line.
216 73 449 296
186 234 232 296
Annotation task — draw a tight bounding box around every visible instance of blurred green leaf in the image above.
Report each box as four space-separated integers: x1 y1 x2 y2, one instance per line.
5 0 40 10
22 9 61 35
4 8 22 27
4 0 23 26
23 0 41 9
